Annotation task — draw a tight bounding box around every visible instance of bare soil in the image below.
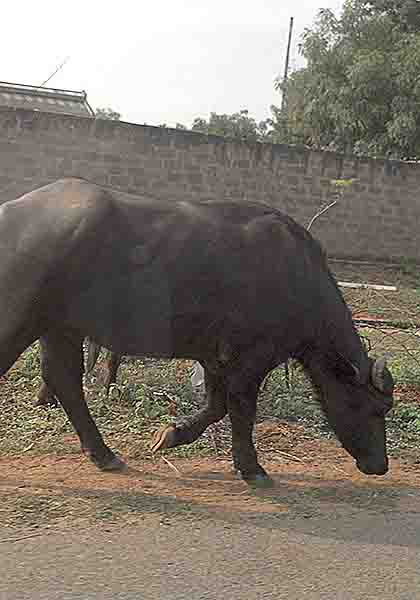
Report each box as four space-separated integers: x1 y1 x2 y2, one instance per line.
1 420 420 533
331 261 420 323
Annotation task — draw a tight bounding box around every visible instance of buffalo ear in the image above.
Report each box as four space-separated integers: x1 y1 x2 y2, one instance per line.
331 353 361 382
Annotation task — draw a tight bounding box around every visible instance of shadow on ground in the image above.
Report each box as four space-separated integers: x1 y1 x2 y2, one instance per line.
1 452 420 548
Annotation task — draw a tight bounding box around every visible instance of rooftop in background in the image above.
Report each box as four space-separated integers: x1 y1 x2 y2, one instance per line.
0 81 94 117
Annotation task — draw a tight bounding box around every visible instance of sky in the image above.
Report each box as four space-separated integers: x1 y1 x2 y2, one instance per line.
2 0 342 127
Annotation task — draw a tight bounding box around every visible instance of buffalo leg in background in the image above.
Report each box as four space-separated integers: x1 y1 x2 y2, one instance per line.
35 380 59 408
34 342 59 407
103 351 123 395
35 345 122 407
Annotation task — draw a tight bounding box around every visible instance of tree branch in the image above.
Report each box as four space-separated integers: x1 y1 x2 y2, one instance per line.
306 200 338 231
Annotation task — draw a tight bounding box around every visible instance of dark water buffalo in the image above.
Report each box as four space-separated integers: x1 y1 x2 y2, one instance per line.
0 178 394 485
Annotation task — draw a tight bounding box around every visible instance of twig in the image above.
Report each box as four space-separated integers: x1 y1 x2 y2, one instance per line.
373 329 420 367
330 464 348 476
307 200 337 231
329 258 403 269
355 317 420 331
0 532 45 543
161 456 181 476
353 286 419 319
58 458 85 483
338 282 397 292
275 450 305 463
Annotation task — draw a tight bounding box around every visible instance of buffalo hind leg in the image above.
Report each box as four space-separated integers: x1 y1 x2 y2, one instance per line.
0 326 40 380
151 368 227 451
40 331 126 472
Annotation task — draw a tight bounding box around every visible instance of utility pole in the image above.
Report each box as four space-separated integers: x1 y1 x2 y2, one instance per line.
281 16 294 111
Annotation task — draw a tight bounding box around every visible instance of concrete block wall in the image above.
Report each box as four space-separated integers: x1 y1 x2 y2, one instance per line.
0 106 418 261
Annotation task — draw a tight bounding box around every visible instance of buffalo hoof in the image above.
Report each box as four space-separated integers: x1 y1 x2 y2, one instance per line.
100 455 128 472
230 468 274 487
245 473 275 489
88 453 128 472
33 397 59 409
241 465 274 488
150 425 177 452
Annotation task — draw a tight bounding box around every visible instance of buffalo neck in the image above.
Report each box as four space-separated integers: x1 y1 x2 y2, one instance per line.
314 268 370 382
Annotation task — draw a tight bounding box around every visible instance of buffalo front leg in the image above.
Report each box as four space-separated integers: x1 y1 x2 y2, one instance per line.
151 368 227 451
225 338 277 487
40 332 126 471
227 381 273 487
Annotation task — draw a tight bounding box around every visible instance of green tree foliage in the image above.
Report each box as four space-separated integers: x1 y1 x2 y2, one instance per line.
367 0 420 32
95 107 122 120
273 0 420 158
191 110 272 143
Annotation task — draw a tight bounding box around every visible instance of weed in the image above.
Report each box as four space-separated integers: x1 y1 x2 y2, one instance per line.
399 258 419 278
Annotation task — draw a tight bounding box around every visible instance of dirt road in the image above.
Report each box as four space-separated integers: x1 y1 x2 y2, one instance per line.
2 507 420 600
1 448 420 599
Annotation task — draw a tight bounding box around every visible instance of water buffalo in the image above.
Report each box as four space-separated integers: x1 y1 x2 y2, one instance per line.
0 178 394 486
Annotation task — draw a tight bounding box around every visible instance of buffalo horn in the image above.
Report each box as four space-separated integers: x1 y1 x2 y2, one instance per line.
371 357 387 392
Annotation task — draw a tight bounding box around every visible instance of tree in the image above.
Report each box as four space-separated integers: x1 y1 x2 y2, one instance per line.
191 110 272 143
95 107 122 120
272 0 420 158
366 0 420 32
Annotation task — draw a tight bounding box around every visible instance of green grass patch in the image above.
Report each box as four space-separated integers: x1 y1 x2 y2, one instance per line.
2 332 420 463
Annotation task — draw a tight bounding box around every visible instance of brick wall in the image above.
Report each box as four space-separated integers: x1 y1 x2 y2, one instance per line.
0 107 418 262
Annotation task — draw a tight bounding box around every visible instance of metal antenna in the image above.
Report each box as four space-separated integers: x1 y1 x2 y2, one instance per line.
39 56 70 88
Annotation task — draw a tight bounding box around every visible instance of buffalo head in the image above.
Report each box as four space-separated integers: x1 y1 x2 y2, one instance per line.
307 354 394 476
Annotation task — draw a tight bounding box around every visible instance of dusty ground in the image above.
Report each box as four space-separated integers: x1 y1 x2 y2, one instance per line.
1 420 420 533
3 473 420 600
2 422 420 600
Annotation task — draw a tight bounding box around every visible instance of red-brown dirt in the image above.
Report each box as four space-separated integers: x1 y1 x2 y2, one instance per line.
1 421 420 531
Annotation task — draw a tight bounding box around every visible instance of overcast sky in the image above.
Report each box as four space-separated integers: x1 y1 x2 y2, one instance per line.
2 0 342 127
